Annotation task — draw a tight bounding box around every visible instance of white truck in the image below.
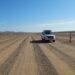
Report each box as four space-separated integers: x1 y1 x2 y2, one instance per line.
41 30 55 42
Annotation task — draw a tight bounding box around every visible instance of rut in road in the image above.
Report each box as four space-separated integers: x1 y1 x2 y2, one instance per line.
0 36 17 45
0 37 27 75
0 36 18 50
46 44 75 70
9 36 39 75
0 37 21 53
32 35 75 75
34 34 75 70
32 42 58 75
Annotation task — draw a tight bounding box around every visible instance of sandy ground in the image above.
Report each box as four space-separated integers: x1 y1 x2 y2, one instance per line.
0 33 75 75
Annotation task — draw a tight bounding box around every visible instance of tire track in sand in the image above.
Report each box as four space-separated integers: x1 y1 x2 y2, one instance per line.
0 36 22 53
0 36 27 75
32 35 75 75
0 36 18 50
9 36 38 75
46 43 75 70
32 37 58 75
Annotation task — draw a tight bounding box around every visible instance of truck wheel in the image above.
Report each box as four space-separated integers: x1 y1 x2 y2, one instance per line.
53 40 55 42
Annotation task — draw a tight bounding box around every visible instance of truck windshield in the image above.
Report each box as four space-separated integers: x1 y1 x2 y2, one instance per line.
45 31 52 34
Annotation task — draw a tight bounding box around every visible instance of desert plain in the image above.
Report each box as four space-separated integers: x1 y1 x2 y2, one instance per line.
0 32 75 75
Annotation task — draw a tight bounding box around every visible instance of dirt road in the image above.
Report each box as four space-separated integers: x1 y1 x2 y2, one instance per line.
0 33 75 75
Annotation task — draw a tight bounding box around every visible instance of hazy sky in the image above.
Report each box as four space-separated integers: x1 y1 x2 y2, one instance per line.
0 0 75 32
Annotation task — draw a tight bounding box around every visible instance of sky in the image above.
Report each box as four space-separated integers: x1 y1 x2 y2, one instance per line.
0 0 75 32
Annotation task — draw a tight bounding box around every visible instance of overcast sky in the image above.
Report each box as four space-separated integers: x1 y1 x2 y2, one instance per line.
0 0 75 32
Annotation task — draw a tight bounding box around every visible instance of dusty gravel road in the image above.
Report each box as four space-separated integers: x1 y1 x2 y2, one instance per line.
0 33 75 75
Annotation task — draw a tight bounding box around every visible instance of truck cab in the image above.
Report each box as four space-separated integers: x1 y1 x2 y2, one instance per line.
41 30 55 42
